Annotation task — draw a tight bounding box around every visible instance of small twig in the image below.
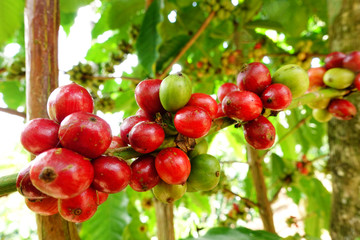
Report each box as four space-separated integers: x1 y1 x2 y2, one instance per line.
270 186 283 204
223 188 258 208
0 68 6 74
158 11 216 79
309 154 329 163
0 107 26 118
82 75 142 84
220 160 248 164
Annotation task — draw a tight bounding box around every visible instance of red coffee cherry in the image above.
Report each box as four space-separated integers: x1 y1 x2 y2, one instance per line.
328 99 357 120
108 136 127 150
239 62 272 95
120 115 150 145
243 116 276 150
17 162 48 199
135 79 165 115
129 122 165 154
261 83 292 111
325 51 346 69
130 155 160 192
155 147 191 185
95 191 108 205
343 51 360 72
186 93 218 119
354 73 360 91
307 67 326 92
217 83 239 103
135 108 155 120
214 102 226 119
25 197 58 216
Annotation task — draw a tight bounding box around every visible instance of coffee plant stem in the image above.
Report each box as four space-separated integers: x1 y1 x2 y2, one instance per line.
0 107 26 118
223 187 258 208
0 173 17 196
158 11 216 79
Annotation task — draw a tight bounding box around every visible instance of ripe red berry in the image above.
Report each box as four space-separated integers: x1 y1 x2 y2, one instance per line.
343 51 360 72
59 112 112 159
307 67 326 92
261 83 292 111
47 83 94 123
354 73 360 91
214 102 226 118
59 188 98 223
328 99 357 120
135 79 165 115
108 136 127 150
243 116 276 150
155 147 191 185
91 156 131 194
95 191 108 205
135 108 155 120
325 51 346 69
236 71 246 91
130 155 160 192
222 91 263 122
174 106 212 138
129 122 165 154
20 118 60 155
186 93 218 119
120 116 150 145
217 83 239 103
25 197 58 216
239 62 272 95
30 148 94 199
17 162 48 199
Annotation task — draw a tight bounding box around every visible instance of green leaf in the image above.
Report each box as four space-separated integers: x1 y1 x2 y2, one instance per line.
85 33 122 63
60 12 77 35
182 192 211 217
246 20 284 31
0 0 24 46
136 0 162 75
0 81 26 109
80 192 131 240
60 0 93 13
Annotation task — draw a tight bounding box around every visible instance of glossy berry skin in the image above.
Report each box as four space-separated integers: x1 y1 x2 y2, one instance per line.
325 51 346 69
222 91 263 122
59 112 112 159
47 83 94 123
217 83 239 103
155 147 191 185
243 116 276 150
25 197 58 216
328 99 357 120
236 71 246 90
186 93 218 119
20 118 60 155
108 136 127 150
135 108 154 120
354 73 360 91
214 103 226 118
343 51 360 72
120 116 150 145
129 122 165 154
16 162 48 199
261 83 292 111
96 191 108 205
30 148 94 199
307 67 326 92
59 188 98 223
91 156 131 193
135 79 165 115
239 62 271 95
129 155 160 192
174 106 212 138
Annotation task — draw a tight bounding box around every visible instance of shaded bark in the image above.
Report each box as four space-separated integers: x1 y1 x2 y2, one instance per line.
247 145 276 233
25 0 79 239
154 199 175 240
328 0 360 239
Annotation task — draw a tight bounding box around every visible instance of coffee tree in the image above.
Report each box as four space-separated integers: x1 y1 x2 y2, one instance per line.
0 0 359 239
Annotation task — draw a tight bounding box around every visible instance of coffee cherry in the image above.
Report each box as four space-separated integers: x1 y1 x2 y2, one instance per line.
312 109 333 122
174 106 212 138
186 93 218 119
16 162 48 199
25 197 58 216
20 118 60 155
59 188 98 223
120 115 150 145
343 51 360 72
328 99 357 120
47 83 94 123
243 116 276 150
261 83 292 111
129 122 165 154
95 191 108 205
325 52 346 69
217 83 239 103
30 148 94 199
155 148 191 185
135 79 165 115
135 108 155 120
323 68 355 89
354 73 360 91
236 71 246 90
222 91 263 122
307 67 326 92
91 156 131 194
59 112 112 159
108 136 127 150
152 180 187 204
129 155 160 192
239 62 272 95
214 102 226 118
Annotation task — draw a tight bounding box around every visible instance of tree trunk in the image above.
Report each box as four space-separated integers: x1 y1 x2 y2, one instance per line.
25 0 80 239
154 199 175 240
328 0 360 239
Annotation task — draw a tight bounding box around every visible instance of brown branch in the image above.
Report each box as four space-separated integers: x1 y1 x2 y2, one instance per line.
0 107 26 118
158 11 216 79
83 75 142 84
223 188 258 208
0 68 6 74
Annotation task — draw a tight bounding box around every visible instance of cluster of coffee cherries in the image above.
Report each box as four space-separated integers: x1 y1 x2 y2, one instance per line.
216 62 309 150
307 51 360 122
